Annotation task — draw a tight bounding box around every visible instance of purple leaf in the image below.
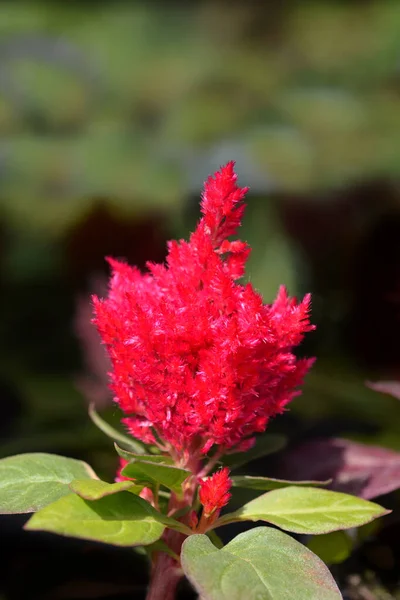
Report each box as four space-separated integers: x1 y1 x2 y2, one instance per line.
367 380 400 400
280 438 400 499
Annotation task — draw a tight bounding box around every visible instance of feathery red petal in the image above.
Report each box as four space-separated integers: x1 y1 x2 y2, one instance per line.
199 467 232 516
93 163 314 456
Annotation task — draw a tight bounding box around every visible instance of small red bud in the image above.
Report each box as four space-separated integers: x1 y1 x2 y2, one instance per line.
199 467 232 517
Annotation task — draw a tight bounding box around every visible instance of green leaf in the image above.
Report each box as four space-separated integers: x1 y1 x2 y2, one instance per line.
181 527 342 600
307 531 353 565
114 443 174 465
222 434 287 471
68 480 191 536
231 475 331 491
217 486 389 535
69 478 144 500
88 404 147 454
156 514 192 536
25 491 166 547
207 529 224 549
121 461 190 496
0 453 97 514
144 539 180 561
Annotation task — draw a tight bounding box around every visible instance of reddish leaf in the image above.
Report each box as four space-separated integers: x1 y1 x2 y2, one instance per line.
280 438 400 499
367 380 400 401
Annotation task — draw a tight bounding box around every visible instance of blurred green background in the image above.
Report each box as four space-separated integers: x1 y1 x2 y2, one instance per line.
0 1 400 598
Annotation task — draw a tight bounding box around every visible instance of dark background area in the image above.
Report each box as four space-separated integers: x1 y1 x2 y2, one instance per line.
0 1 399 598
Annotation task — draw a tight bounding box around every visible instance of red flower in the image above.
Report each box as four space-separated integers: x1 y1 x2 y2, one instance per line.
199 467 232 517
93 162 314 457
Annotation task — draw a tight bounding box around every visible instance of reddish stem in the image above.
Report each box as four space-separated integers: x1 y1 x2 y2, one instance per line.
145 529 185 600
146 453 202 600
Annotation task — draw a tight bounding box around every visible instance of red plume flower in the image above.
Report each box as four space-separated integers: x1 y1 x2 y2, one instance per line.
199 467 232 517
93 162 314 459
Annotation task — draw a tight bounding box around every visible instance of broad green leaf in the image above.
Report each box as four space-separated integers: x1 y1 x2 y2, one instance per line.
25 491 165 547
307 531 353 565
68 480 190 535
70 480 191 536
121 461 190 496
114 443 174 465
88 404 147 454
231 475 331 491
69 478 144 500
217 486 389 534
0 453 97 514
222 434 287 471
181 527 342 600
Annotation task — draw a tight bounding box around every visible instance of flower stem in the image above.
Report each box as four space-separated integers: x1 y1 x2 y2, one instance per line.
146 459 200 600
198 449 223 478
145 530 185 600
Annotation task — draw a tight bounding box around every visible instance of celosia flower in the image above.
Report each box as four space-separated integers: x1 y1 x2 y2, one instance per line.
199 467 232 517
93 162 314 459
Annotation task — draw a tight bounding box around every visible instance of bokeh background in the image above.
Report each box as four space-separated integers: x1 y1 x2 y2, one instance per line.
0 1 399 599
